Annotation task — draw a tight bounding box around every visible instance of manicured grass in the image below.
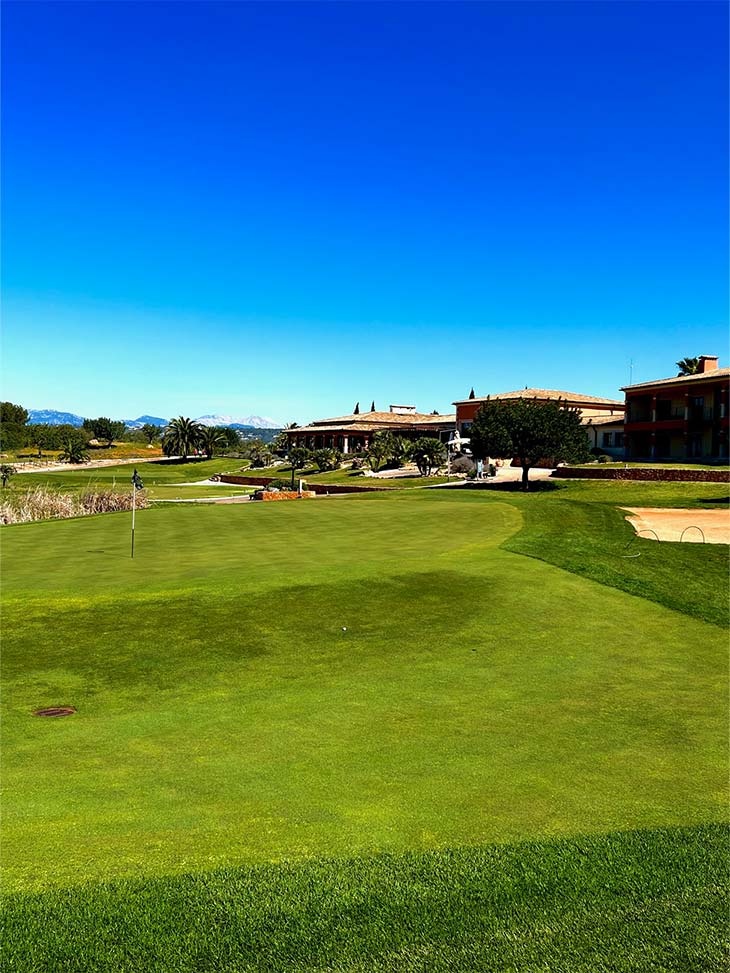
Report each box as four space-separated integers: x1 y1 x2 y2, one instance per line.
3 496 727 892
2 482 727 969
3 825 727 972
10 457 252 501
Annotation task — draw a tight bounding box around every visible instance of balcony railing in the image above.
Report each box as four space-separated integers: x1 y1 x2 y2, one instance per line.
655 408 685 420
689 407 714 422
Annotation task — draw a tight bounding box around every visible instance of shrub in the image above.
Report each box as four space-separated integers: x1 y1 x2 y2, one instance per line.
267 478 293 491
312 448 342 472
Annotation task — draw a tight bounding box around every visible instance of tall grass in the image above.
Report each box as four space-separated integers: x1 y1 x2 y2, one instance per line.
0 487 149 525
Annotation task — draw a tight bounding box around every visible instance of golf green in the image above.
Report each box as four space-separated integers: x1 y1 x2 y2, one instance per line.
2 491 726 895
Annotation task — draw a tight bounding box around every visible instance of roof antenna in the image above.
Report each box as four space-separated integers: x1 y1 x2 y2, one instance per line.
629 358 634 385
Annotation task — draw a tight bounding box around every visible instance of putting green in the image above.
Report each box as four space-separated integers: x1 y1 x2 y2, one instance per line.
2 494 726 892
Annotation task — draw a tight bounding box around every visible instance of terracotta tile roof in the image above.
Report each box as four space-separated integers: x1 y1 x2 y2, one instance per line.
582 414 625 426
621 367 730 391
453 388 624 407
290 411 456 434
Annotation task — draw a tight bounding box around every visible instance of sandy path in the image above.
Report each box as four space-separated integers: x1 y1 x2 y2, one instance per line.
623 507 730 544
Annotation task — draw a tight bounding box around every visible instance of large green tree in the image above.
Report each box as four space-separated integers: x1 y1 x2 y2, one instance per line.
0 402 29 425
469 398 590 489
676 357 700 376
162 417 203 459
140 423 161 445
83 417 126 447
0 402 29 452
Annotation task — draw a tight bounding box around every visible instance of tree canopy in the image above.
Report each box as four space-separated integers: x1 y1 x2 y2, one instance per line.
312 447 342 472
412 437 446 477
58 438 90 464
140 423 161 444
199 427 227 460
0 402 29 451
162 417 203 459
83 417 126 447
468 398 590 489
676 357 700 376
1 402 29 426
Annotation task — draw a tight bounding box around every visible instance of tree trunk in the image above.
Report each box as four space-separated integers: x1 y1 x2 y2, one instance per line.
521 464 530 491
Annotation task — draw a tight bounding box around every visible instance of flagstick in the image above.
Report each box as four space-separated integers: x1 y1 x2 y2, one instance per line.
131 483 136 558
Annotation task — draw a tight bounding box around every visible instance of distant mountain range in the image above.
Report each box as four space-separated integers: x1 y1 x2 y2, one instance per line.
27 409 282 430
123 415 169 429
28 409 86 427
195 414 281 429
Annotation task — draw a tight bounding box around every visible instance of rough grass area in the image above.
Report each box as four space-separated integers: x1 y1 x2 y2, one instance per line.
7 440 164 464
0 486 151 524
3 825 727 973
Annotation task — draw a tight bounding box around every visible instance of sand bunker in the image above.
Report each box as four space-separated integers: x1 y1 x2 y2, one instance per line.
623 507 730 544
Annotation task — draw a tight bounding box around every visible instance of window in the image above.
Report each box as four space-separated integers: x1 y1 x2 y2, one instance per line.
602 432 612 447
615 432 624 447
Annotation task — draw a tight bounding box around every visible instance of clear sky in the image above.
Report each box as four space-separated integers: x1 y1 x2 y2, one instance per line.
2 0 728 424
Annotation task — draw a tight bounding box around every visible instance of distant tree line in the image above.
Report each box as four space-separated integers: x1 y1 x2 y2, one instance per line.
0 402 285 464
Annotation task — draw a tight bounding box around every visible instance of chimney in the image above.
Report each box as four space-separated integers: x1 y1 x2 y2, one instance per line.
698 355 719 373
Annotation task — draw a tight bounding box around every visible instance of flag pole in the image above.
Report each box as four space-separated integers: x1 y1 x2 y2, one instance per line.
131 479 136 558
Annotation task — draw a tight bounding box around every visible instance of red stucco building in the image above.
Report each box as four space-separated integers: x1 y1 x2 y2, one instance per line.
621 356 729 461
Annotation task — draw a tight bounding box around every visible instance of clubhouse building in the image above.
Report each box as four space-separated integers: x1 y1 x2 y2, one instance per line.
453 387 626 455
287 358 729 464
621 356 729 461
286 404 456 453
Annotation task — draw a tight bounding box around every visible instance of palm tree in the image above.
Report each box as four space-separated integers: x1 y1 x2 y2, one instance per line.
199 427 226 460
676 357 700 376
412 437 446 477
58 439 89 464
162 417 203 459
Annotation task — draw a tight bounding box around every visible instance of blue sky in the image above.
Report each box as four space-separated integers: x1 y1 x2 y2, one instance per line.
2 0 727 423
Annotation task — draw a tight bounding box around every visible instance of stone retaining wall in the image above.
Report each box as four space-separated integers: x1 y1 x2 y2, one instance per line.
259 491 316 501
219 474 386 495
553 467 730 482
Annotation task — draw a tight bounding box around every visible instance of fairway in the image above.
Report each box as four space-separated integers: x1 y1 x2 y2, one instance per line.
3 491 727 887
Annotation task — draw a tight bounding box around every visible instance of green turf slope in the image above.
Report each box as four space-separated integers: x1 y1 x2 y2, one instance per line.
3 825 726 972
2 492 727 970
